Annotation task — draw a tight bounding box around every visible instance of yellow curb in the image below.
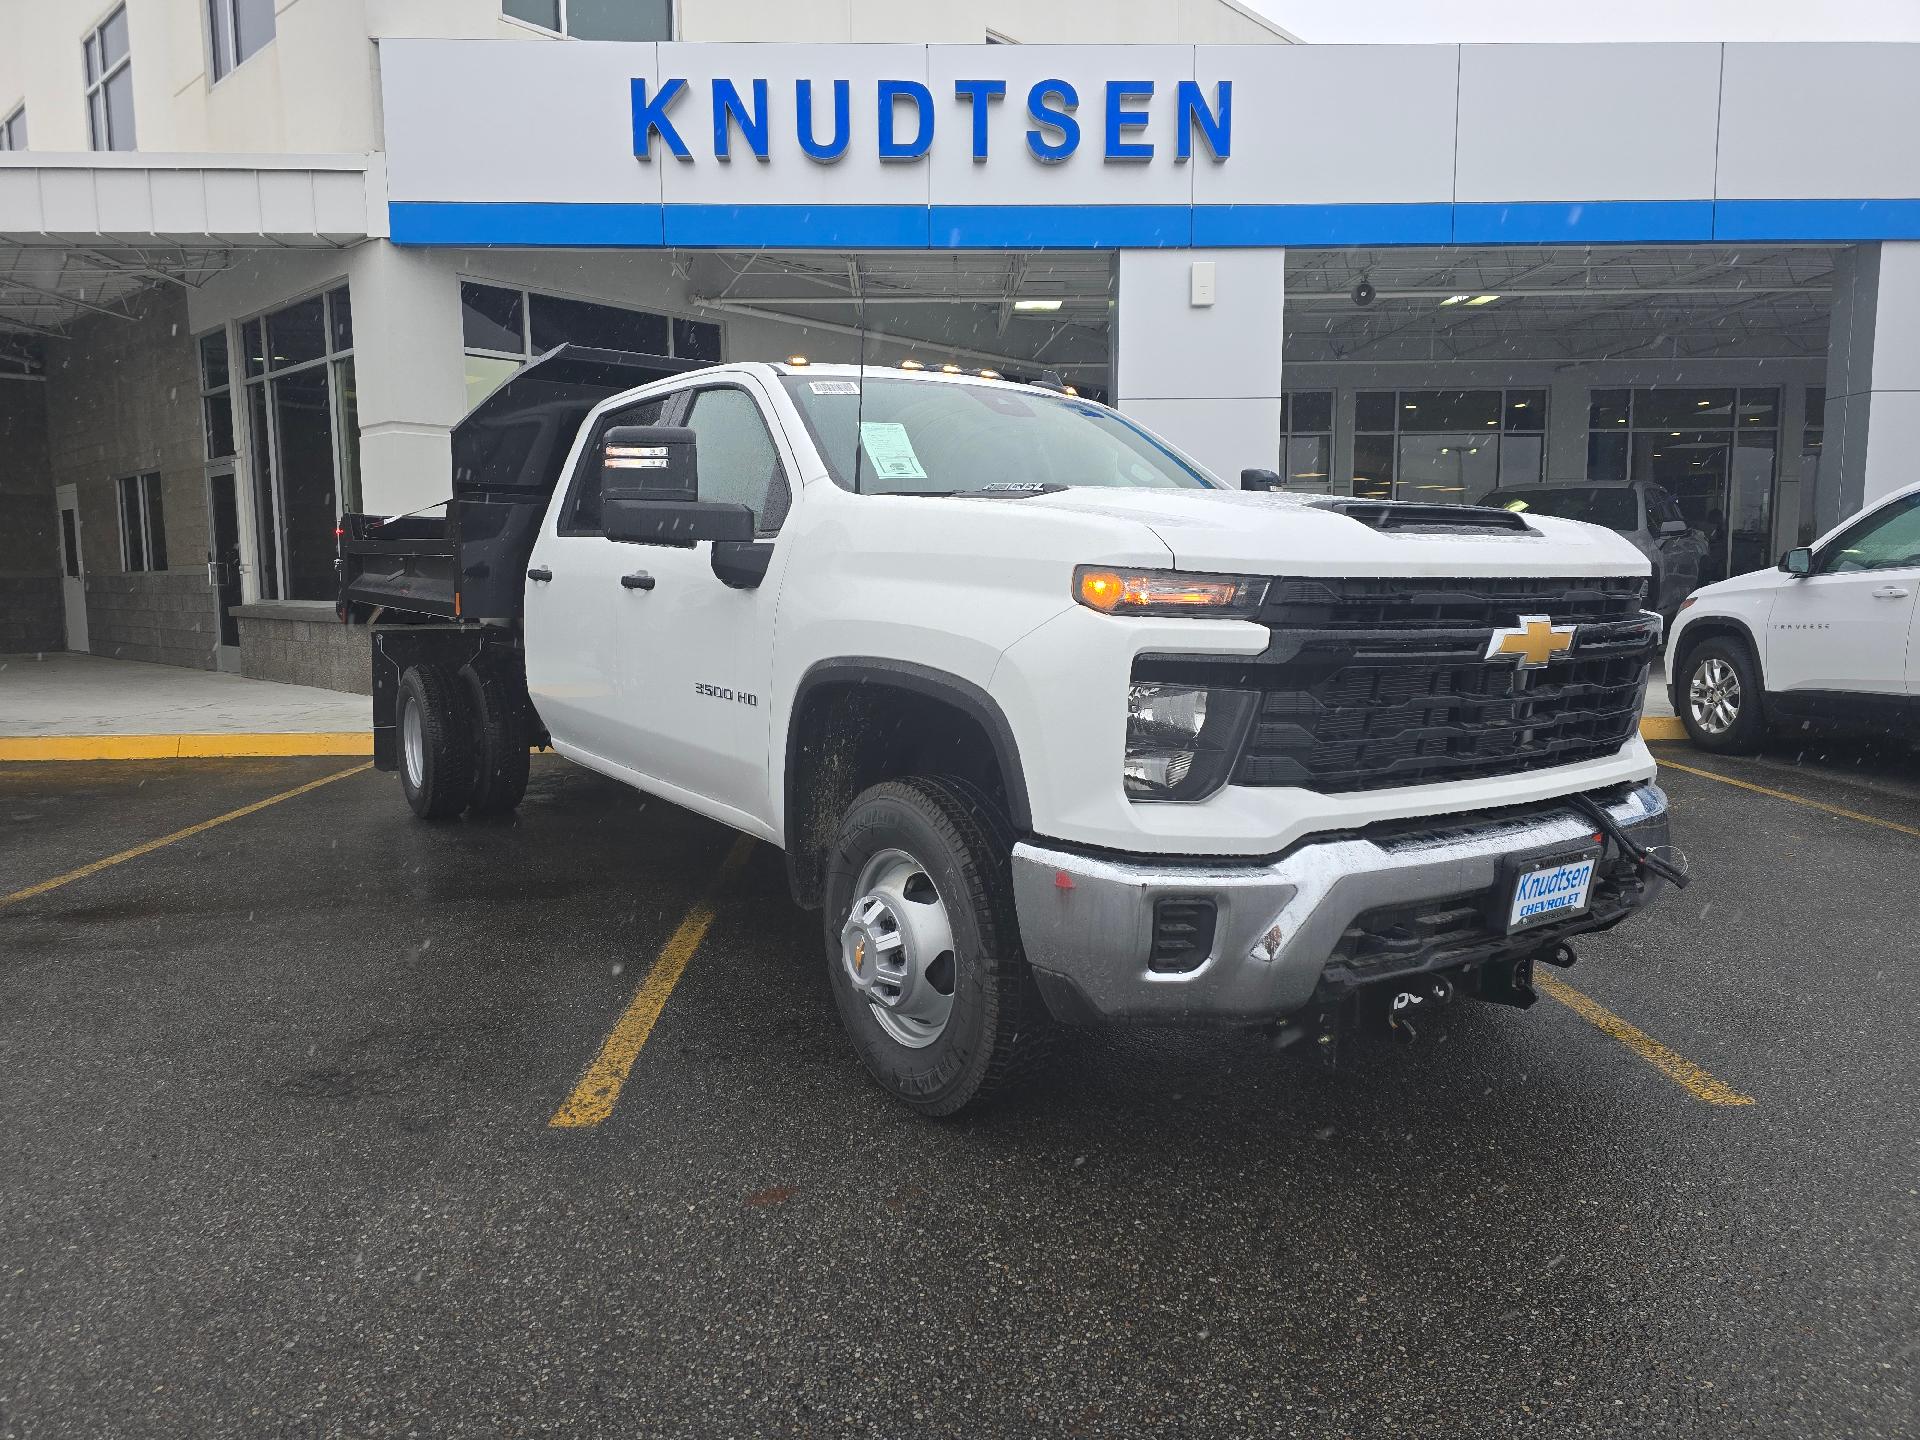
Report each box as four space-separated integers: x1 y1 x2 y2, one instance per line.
1640 716 1687 741
0 733 373 761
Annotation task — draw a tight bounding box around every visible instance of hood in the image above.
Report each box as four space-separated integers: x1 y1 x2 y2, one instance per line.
991 487 1651 578
1687 564 1789 601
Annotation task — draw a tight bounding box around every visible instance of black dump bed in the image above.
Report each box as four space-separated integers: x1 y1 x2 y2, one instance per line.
337 345 697 622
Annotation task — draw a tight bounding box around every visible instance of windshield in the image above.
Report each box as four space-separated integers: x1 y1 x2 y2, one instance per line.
780 375 1218 495
1482 486 1638 533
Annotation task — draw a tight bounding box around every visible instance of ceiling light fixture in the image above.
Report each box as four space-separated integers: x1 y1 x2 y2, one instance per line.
1465 294 1501 306
1013 299 1063 312
1440 294 1471 306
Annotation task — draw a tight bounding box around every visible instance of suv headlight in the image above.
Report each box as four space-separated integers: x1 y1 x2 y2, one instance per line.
1124 683 1259 802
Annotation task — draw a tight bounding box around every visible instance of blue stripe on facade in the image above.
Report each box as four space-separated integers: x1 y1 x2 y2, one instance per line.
1191 203 1453 247
1713 198 1920 242
390 198 1920 250
662 204 931 247
930 205 1193 248
1451 200 1715 244
388 201 666 246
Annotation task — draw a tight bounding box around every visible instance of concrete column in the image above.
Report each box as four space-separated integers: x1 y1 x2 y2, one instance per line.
348 242 468 518
1113 249 1284 487
1815 241 1920 534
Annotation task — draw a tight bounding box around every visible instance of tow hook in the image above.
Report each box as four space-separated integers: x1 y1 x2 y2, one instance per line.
1271 1007 1343 1069
1538 941 1578 970
1386 974 1455 1043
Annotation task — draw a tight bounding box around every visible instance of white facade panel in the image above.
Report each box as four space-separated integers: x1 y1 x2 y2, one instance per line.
1455 44 1722 203
656 44 933 208
1118 396 1280 486
380 39 666 205
1717 44 1920 201
924 46 1197 209
1192 45 1458 206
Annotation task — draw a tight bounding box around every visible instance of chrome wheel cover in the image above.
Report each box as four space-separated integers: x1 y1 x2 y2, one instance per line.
1688 656 1743 736
839 847 958 1049
401 695 425 787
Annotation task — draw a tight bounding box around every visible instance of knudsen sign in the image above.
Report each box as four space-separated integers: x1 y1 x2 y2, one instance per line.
630 77 1232 165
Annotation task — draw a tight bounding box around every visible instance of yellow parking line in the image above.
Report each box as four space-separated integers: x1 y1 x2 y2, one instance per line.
0 763 372 913
1535 972 1755 1106
1657 757 1920 840
549 835 757 1129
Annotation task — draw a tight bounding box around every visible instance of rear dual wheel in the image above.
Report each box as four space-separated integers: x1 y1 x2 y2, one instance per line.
396 657 530 820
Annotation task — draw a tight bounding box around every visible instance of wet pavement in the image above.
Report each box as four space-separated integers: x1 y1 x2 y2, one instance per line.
2 741 1916 1438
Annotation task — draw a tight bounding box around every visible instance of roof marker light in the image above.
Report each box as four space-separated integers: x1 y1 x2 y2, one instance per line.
787 354 809 366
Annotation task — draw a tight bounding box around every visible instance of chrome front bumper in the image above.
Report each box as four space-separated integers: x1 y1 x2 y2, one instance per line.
1010 783 1670 1024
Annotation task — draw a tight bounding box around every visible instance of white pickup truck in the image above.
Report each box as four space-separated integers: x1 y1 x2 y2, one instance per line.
338 348 1681 1115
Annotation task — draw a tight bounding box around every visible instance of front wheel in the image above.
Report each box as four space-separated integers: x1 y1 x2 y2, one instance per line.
822 776 1055 1116
1679 637 1767 754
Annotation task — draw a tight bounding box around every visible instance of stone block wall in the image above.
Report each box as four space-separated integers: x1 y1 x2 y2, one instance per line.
235 605 372 694
0 379 62 653
83 571 221 669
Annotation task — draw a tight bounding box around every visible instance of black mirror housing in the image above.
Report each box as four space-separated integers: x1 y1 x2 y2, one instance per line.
1241 468 1283 492
1780 546 1813 576
602 424 697 505
604 498 754 546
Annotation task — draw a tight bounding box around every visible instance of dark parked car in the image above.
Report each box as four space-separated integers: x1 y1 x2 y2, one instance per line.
1479 480 1708 621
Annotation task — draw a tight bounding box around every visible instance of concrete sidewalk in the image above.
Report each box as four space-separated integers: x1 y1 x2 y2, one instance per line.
0 654 369 758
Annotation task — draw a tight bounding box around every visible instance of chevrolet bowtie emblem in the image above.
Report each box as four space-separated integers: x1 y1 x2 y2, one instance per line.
1486 615 1576 669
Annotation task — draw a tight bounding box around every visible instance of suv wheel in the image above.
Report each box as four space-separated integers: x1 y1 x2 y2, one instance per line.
822 776 1055 1116
1679 637 1767 754
397 663 476 819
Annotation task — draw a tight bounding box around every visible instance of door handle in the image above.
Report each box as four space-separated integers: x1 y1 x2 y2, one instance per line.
620 571 656 591
1872 585 1911 599
526 566 553 582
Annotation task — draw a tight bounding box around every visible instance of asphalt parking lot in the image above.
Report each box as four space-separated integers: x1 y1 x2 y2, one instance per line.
3 743 1918 1439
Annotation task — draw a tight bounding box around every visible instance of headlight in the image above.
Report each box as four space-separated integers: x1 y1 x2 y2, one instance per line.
1075 566 1268 619
1124 682 1259 802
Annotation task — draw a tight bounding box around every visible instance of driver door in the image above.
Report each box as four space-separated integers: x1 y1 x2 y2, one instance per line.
609 379 794 834
1765 490 1920 696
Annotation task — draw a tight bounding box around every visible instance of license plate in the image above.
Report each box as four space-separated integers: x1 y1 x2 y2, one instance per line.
1506 852 1599 933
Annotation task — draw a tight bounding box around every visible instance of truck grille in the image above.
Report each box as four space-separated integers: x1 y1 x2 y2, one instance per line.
1229 576 1655 794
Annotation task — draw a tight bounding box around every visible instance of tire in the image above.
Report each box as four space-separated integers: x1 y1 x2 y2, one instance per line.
461 655 530 817
396 663 476 820
822 775 1055 1117
1678 637 1767 754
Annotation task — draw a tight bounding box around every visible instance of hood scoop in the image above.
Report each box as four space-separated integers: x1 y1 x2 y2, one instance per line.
1307 498 1539 536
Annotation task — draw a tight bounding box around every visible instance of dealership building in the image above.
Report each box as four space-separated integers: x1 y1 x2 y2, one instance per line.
1 1 1916 690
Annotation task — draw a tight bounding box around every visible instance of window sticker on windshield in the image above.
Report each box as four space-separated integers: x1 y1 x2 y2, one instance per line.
810 380 860 395
859 421 929 481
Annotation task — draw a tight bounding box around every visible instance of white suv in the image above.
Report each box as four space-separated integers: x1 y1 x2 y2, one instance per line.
1665 480 1920 752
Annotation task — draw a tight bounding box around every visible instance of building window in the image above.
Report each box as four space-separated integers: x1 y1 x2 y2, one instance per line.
501 0 673 40
0 104 26 150
1352 389 1546 502
208 0 276 81
460 280 721 411
84 6 137 151
242 285 359 602
118 473 167 572
1278 391 1333 493
1587 387 1780 582
1799 385 1824 547
200 330 236 460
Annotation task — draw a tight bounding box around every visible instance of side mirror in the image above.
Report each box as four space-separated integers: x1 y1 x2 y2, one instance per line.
602 424 697 505
1659 518 1691 537
1241 468 1283 492
1780 546 1813 576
